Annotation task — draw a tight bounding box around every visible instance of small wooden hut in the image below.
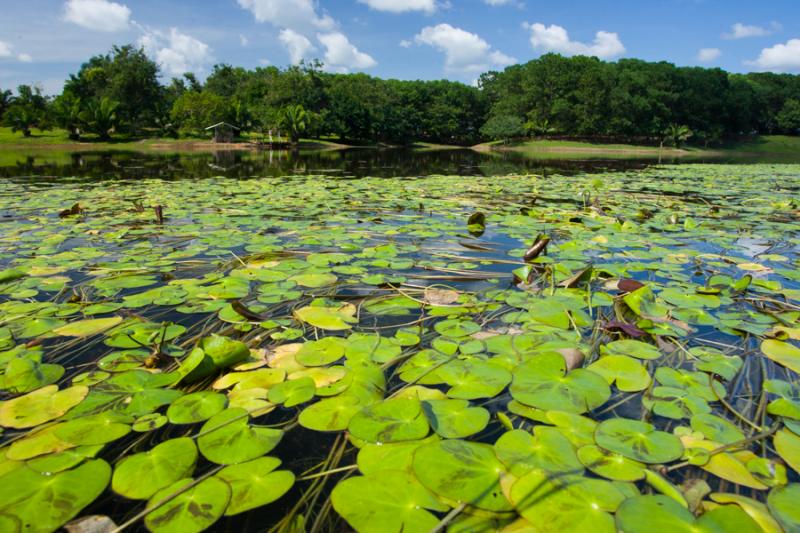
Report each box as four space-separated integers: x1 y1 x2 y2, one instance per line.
205 122 240 143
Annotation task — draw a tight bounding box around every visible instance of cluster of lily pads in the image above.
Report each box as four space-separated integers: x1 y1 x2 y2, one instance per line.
0 164 799 532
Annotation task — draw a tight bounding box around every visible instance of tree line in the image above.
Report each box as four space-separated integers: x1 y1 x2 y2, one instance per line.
1 45 799 146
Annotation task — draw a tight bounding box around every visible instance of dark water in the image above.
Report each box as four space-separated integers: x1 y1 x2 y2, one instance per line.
0 147 671 181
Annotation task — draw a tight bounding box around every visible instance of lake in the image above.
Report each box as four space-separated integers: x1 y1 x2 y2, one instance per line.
0 149 798 532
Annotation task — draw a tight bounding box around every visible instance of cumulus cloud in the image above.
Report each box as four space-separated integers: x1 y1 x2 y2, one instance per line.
357 0 437 13
723 22 780 40
317 32 377 71
413 23 515 74
236 0 335 33
17 53 33 63
697 48 721 62
484 0 515 5
0 41 12 58
747 39 800 72
63 0 131 32
279 29 316 64
525 23 625 59
139 28 212 75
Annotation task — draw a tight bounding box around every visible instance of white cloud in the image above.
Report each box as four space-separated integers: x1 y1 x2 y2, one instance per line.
317 32 376 71
723 22 779 40
0 42 32 63
399 39 412 48
357 0 437 13
747 39 800 72
63 0 131 32
236 0 335 33
413 23 515 74
697 48 721 62
484 0 514 4
525 23 625 59
139 27 212 76
239 34 249 47
279 28 316 64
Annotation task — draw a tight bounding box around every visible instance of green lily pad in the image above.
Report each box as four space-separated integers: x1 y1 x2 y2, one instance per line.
144 477 231 533
616 495 761 532
290 272 338 288
332 470 448 533
767 484 800 532
0 459 110 532
434 319 480 338
761 339 800 374
198 408 283 464
774 429 800 475
167 391 228 425
215 457 295 516
112 437 198 500
52 316 123 337
510 470 626 533
54 411 131 445
495 427 582 476
595 418 684 463
412 440 512 512
690 413 745 445
295 337 347 366
422 399 489 439
510 352 610 414
267 376 315 407
577 444 646 481
0 385 88 429
294 304 358 330
588 355 652 392
299 395 363 431
348 398 429 443
601 339 663 360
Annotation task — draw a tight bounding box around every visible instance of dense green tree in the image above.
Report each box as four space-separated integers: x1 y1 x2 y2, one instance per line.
481 115 525 143
64 45 161 134
170 91 233 137
777 99 800 133
51 93 83 140
0 89 12 121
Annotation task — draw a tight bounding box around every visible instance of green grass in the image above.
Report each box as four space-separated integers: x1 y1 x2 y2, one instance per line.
0 127 76 145
720 135 800 154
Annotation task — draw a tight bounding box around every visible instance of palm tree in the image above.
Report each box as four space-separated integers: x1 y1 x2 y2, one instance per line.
526 117 556 138
664 124 693 148
80 97 120 141
280 104 308 144
52 93 83 140
3 105 39 137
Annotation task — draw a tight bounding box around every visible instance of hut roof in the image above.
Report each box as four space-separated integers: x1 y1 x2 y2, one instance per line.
205 122 240 131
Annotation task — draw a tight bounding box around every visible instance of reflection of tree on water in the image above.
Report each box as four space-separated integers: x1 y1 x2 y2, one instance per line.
0 148 656 181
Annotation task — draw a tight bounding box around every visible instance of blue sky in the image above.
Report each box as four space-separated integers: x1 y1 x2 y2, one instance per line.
1 0 798 94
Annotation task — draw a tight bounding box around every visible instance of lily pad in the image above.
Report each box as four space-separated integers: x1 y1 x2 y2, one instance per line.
412 440 512 512
510 352 610 414
0 459 111 532
616 495 760 532
331 470 447 533
594 418 683 463
761 339 800 374
422 399 489 439
767 484 800 532
348 398 429 443
294 304 358 330
215 457 295 516
167 391 228 425
144 477 231 533
112 438 198 500
197 408 282 464
0 385 88 429
52 316 123 337
577 444 645 481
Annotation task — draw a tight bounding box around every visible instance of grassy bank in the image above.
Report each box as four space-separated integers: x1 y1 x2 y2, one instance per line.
0 127 348 152
477 135 800 160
